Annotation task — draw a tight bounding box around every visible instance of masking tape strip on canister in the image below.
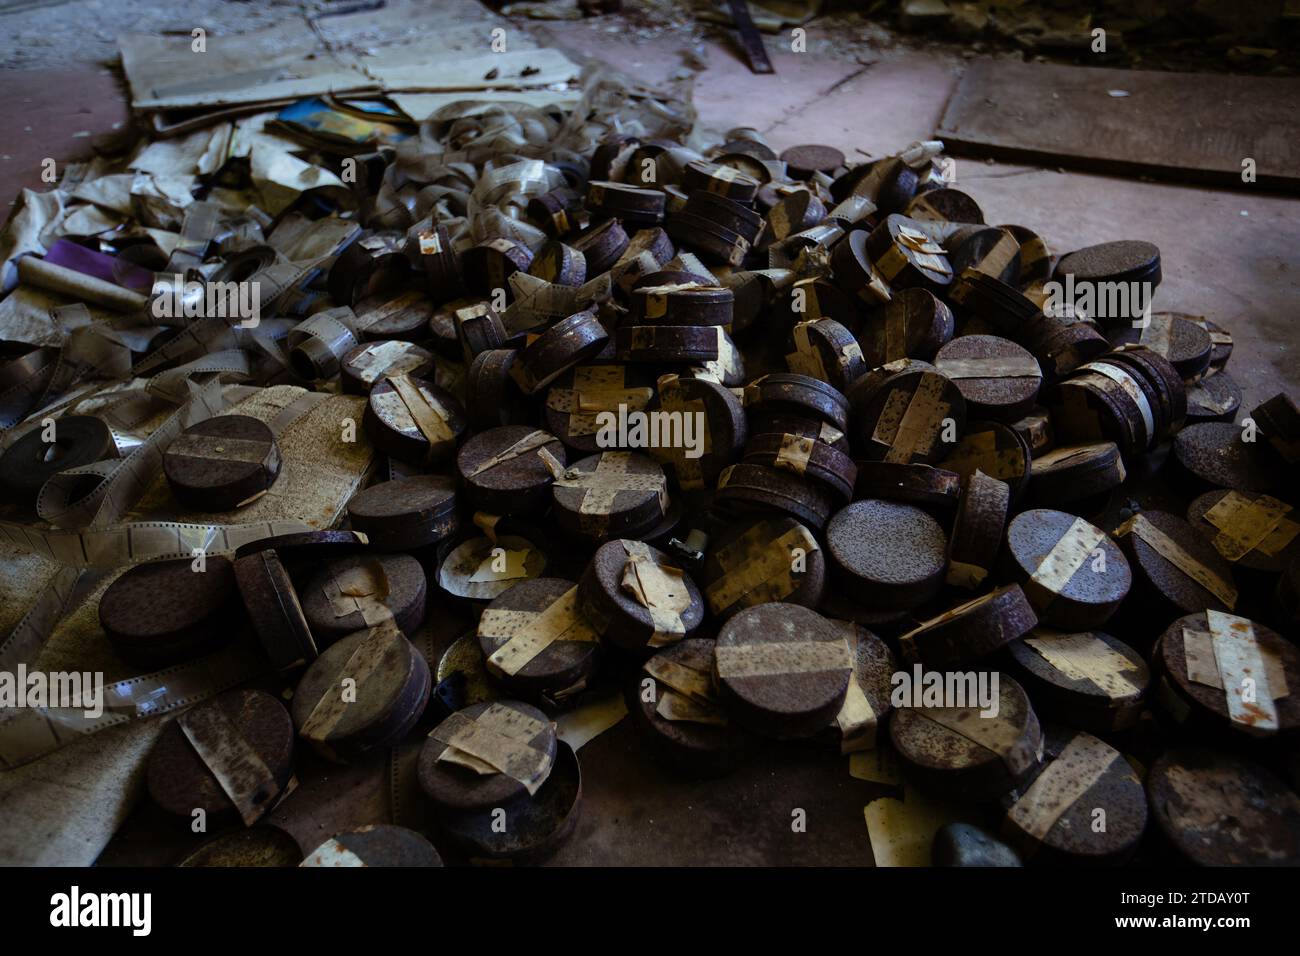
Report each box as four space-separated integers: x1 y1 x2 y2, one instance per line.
1024 631 1143 699
468 546 530 583
1202 492 1298 562
353 340 425 385
554 451 666 536
480 586 598 677
300 624 401 743
1117 513 1237 609
430 705 553 794
883 305 907 362
576 387 654 415
301 838 367 867
388 373 454 449
707 164 739 193
943 429 1024 481
1183 611 1285 731
918 702 1037 775
1139 312 1174 357
656 688 727 725
620 540 690 646
645 656 715 707
836 678 877 754
1081 362 1154 443
705 523 819 613
1006 732 1121 849
1182 625 1287 698
358 290 425 325
1027 517 1105 606
655 378 708 489
165 433 274 466
875 374 949 463
774 433 816 474
897 591 1001 656
714 639 851 680
787 321 830 382
946 560 989 589
323 562 394 627
179 701 281 826
464 430 555 478
937 356 1041 380
976 233 1020 278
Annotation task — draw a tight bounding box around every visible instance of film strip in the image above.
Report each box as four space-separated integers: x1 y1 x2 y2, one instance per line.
35 375 230 529
0 642 268 770
0 518 314 572
1 384 326 668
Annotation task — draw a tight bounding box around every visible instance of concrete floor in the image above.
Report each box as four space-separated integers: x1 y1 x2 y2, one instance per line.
4 1 1299 866
534 16 1300 413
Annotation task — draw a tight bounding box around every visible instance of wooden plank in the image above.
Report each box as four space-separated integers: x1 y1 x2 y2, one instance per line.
725 0 775 75
937 60 1300 193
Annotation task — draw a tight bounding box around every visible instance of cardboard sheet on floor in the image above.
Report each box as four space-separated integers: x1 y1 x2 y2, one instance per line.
119 0 580 119
937 60 1300 192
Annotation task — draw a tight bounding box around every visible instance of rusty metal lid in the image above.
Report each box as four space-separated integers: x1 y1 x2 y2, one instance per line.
779 144 845 178
863 287 954 366
714 461 837 531
714 602 851 738
1147 748 1300 865
1117 509 1237 618
897 585 1038 668
1003 509 1131 629
477 577 600 699
460 429 566 520
578 538 705 652
163 414 280 511
946 469 1010 589
889 670 1041 803
826 499 947 610
178 826 304 867
934 334 1041 423
146 688 294 821
1007 629 1148 733
437 740 582 863
632 638 760 772
347 475 458 536
291 624 430 759
552 451 667 541
233 549 318 674
99 556 237 665
1002 727 1146 863
700 515 826 621
1174 421 1281 493
512 309 610 394
300 553 427 645
854 368 967 466
1155 611 1299 738
301 824 443 867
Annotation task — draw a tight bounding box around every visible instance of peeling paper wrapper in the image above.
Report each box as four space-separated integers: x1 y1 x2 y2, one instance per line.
430 703 554 795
